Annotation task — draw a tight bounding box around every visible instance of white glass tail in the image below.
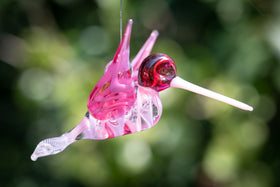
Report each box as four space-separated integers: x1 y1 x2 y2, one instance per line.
170 76 253 111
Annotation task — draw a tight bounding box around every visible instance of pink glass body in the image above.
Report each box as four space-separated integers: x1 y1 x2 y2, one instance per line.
31 20 164 161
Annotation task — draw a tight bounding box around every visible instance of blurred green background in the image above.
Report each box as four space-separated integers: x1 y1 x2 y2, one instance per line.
0 0 279 186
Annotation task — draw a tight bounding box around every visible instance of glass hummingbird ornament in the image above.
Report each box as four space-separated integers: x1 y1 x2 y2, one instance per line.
31 19 253 161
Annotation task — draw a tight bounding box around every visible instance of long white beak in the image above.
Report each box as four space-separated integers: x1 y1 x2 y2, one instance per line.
170 76 253 111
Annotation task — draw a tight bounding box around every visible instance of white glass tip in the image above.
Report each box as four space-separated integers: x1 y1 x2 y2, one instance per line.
170 76 253 111
31 135 71 161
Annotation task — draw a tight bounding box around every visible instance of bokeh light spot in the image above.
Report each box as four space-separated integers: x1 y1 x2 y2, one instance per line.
79 26 110 56
240 118 268 149
203 146 238 182
117 140 152 174
18 68 53 101
266 22 280 59
216 0 244 24
96 0 119 10
254 95 276 122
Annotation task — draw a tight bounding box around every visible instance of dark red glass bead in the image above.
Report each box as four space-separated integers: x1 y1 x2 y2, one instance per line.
138 53 177 91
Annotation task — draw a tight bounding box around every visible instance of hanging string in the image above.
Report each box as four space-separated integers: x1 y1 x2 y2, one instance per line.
120 0 123 41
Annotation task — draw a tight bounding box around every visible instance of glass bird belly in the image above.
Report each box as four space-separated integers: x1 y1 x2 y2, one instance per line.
85 85 162 139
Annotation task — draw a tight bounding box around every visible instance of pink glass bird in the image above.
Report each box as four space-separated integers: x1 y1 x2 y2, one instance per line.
31 19 253 161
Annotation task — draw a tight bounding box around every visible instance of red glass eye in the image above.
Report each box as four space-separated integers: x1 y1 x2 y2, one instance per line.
138 53 177 91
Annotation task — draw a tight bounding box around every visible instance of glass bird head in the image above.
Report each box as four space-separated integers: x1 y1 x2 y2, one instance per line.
138 53 177 91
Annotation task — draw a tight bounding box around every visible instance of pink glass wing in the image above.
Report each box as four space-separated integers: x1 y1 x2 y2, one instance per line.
131 31 159 81
87 20 136 121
